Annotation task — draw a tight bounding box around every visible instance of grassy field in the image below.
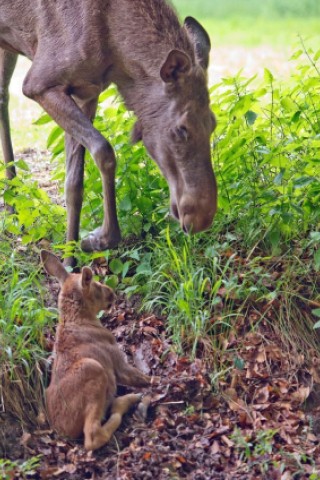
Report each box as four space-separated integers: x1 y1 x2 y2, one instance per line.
172 0 320 19
172 0 320 48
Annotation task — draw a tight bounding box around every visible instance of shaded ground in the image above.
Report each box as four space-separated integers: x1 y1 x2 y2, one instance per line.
2 278 320 479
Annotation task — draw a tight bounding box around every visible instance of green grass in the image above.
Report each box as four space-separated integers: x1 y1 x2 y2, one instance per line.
0 456 42 480
0 234 57 422
172 0 320 19
202 18 320 48
172 0 320 49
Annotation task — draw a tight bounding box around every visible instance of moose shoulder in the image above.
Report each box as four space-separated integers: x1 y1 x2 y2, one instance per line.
0 0 217 262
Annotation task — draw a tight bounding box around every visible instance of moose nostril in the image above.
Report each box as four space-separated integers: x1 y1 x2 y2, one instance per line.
171 203 179 220
182 222 191 234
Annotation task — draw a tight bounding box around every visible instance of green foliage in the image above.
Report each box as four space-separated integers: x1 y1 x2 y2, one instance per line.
231 428 276 462
87 97 168 238
139 229 239 353
0 164 65 245
1 44 319 358
44 45 320 256
0 456 41 480
213 45 320 250
0 238 57 369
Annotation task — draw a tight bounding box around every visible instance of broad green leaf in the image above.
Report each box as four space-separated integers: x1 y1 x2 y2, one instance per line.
314 49 320 61
119 196 132 212
109 258 123 275
274 169 285 186
245 110 258 125
290 50 303 60
264 68 274 83
293 176 316 189
104 275 119 289
47 125 63 148
33 113 53 125
280 97 296 112
15 159 30 171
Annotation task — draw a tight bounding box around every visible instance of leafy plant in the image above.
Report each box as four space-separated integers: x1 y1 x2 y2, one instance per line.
212 45 320 251
0 162 65 245
0 235 56 421
0 456 41 480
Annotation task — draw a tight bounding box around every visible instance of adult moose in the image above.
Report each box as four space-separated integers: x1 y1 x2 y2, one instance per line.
0 0 217 258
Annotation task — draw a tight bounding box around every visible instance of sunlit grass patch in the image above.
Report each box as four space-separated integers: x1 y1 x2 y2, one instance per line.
0 237 57 422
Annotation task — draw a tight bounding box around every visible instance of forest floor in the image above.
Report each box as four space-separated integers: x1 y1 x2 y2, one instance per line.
1 265 320 479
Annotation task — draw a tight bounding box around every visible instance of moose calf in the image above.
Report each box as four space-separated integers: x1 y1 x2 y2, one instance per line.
41 250 153 451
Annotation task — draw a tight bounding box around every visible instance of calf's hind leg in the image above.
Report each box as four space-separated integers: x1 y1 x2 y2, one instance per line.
84 393 142 451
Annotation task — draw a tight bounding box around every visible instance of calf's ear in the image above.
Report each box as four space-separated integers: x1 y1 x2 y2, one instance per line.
40 250 69 285
160 50 191 83
184 16 211 69
81 266 93 290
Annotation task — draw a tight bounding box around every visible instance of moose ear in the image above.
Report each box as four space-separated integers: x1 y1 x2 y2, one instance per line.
131 120 143 144
184 16 211 70
160 50 191 83
40 250 69 285
81 266 93 290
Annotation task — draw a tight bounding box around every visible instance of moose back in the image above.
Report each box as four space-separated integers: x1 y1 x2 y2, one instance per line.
0 0 217 259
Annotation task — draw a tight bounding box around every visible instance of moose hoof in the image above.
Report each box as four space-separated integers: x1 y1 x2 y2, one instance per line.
81 228 121 252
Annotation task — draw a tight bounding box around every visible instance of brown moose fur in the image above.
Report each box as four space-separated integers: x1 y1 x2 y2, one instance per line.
41 250 152 451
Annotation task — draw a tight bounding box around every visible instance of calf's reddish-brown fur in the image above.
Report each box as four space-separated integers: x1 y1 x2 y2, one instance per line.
41 250 152 451
1 1 217 265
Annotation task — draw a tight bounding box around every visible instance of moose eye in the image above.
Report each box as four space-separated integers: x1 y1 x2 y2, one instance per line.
175 125 189 141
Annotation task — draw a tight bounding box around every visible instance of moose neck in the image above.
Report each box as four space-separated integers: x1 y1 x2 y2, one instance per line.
107 0 195 116
58 296 101 327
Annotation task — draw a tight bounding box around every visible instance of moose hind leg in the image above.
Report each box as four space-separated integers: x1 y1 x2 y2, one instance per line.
0 49 18 181
64 99 101 266
84 393 142 451
64 134 84 247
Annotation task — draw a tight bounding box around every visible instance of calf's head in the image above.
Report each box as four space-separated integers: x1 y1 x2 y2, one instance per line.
40 250 115 322
132 17 217 234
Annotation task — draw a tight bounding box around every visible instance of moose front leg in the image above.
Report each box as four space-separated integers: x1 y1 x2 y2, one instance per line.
80 138 121 253
23 80 121 252
0 49 18 181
